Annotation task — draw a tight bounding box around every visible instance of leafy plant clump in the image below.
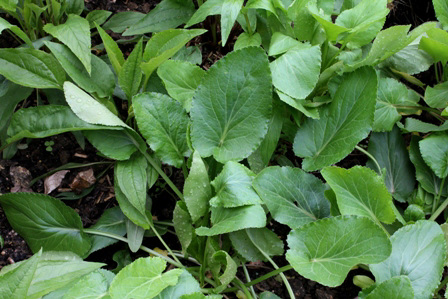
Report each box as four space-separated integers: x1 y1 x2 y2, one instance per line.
1 0 448 298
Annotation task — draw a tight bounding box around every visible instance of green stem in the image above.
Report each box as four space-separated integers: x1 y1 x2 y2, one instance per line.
154 220 174 227
430 177 447 221
355 145 382 175
243 12 253 35
84 228 184 268
203 265 294 293
435 63 441 83
197 0 204 6
242 263 257 299
435 274 448 294
233 278 253 299
182 161 189 181
149 222 183 265
392 205 406 225
263 255 295 299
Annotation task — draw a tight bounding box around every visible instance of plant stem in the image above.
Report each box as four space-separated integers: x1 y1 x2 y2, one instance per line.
430 177 447 221
202 265 294 293
233 278 253 299
149 222 183 265
263 255 295 299
242 263 257 299
182 161 188 181
392 204 406 225
243 12 253 35
435 274 448 294
355 145 382 175
154 220 174 227
84 228 184 268
435 63 441 83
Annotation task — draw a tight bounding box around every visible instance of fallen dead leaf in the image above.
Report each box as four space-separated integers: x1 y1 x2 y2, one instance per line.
10 166 32 193
70 168 96 193
44 170 69 194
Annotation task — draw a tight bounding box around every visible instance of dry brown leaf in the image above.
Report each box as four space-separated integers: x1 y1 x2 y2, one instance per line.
10 166 32 193
44 170 69 194
69 168 96 193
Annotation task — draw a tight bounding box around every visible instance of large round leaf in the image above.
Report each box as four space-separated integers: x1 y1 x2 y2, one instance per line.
191 47 272 163
286 215 391 287
419 132 448 178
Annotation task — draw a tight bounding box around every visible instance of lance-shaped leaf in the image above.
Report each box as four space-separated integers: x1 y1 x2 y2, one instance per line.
115 152 148 214
229 228 284 262
409 136 448 196
321 166 396 224
0 193 92 258
286 215 391 287
0 48 65 89
434 0 448 29
294 67 377 171
124 0 195 35
362 276 414 299
270 45 321 100
196 205 266 236
370 221 446 299
44 14 91 74
404 118 448 133
0 249 41 299
133 92 190 168
0 79 32 134
173 201 195 253
119 38 143 100
62 269 115 299
253 166 330 229
191 47 272 163
185 0 244 46
367 126 416 202
210 161 262 208
64 81 129 128
109 257 183 299
183 151 211 222
157 60 206 112
45 41 115 98
103 11 145 33
96 24 125 75
126 218 144 253
7 105 113 144
84 130 138 161
419 132 448 179
0 17 32 47
373 77 419 132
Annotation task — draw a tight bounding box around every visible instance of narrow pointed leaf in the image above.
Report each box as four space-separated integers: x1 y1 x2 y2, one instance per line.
253 166 330 229
126 218 144 253
44 14 91 74
84 130 138 161
370 221 446 299
119 38 143 100
286 215 391 287
191 47 272 163
294 67 377 171
133 92 190 167
321 166 396 224
95 24 125 75
173 201 194 253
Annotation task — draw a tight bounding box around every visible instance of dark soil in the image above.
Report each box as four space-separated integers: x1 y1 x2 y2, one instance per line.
0 0 440 298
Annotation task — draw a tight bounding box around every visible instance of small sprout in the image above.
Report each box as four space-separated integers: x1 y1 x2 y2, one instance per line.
45 140 55 152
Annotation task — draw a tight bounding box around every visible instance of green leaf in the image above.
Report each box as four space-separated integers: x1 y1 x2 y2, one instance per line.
276 89 320 119
84 130 138 161
95 24 125 75
157 60 206 112
64 81 129 128
88 207 126 255
419 27 448 64
367 126 416 202
126 218 144 253
268 32 302 56
116 152 148 214
0 79 32 133
434 0 448 29
373 77 419 132
45 41 115 98
196 205 266 236
0 193 92 258
321 166 396 224
294 67 377 171
124 0 195 35
171 46 202 65
253 166 330 228
234 32 262 50
364 276 414 299
0 249 41 299
0 17 33 47
155 270 201 299
65 0 84 15
185 0 244 46
0 48 65 89
44 14 91 74
141 29 207 78
183 151 211 222
425 80 448 109
409 136 448 196
246 0 277 15
7 106 112 144
102 11 145 33
119 38 143 100
86 10 112 28
370 221 446 299
286 215 391 287
211 251 237 290
191 47 272 163
270 45 321 99
419 132 448 178
109 257 183 299
173 201 195 253
229 228 284 262
210 161 262 208
133 92 190 167
404 118 448 134
62 269 115 299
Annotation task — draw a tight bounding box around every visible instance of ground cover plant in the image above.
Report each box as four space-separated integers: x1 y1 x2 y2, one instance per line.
0 0 448 298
